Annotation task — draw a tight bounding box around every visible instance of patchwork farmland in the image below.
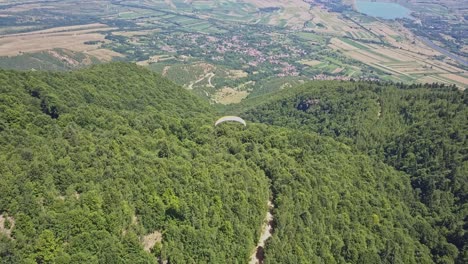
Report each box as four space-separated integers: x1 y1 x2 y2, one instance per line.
0 0 466 93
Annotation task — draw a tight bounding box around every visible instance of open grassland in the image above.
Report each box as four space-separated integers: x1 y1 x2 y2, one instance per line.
213 87 249 104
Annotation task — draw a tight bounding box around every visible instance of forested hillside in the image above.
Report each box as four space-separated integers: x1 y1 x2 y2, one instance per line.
240 81 467 263
0 64 465 263
0 63 268 263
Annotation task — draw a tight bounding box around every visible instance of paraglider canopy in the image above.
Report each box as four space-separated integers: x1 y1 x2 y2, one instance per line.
215 116 247 126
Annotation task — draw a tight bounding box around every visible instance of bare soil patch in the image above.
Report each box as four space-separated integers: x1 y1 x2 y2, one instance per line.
162 66 171 76
141 230 162 252
0 214 15 238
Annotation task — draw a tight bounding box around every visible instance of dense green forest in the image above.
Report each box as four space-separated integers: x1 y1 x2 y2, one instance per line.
0 63 466 263
238 81 467 263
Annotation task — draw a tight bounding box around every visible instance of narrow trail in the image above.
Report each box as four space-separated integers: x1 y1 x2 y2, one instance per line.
207 72 215 88
249 200 274 264
187 72 214 90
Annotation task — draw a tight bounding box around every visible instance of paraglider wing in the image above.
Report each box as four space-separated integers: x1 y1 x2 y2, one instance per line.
215 116 247 126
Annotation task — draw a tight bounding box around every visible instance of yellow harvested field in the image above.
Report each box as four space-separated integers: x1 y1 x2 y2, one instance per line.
346 51 380 64
417 75 444 84
370 23 399 37
372 48 415 62
213 87 249 105
0 33 104 56
0 25 38 34
397 68 439 75
441 74 468 87
374 63 408 76
417 74 467 89
354 50 392 63
381 62 435 74
1 23 109 36
402 70 442 75
113 29 160 37
428 60 465 73
390 48 430 61
0 24 119 59
86 49 124 61
399 42 440 56
329 38 359 51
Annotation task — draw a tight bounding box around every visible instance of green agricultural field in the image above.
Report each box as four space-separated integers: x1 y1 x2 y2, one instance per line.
295 32 327 43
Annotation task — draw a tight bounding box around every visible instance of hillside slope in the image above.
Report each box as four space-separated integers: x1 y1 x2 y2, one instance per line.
0 63 268 263
239 81 467 263
0 64 457 263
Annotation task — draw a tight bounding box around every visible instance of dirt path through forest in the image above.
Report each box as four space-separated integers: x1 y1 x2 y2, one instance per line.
249 200 274 264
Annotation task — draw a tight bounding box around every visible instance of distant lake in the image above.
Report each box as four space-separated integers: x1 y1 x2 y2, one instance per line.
355 1 412 19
